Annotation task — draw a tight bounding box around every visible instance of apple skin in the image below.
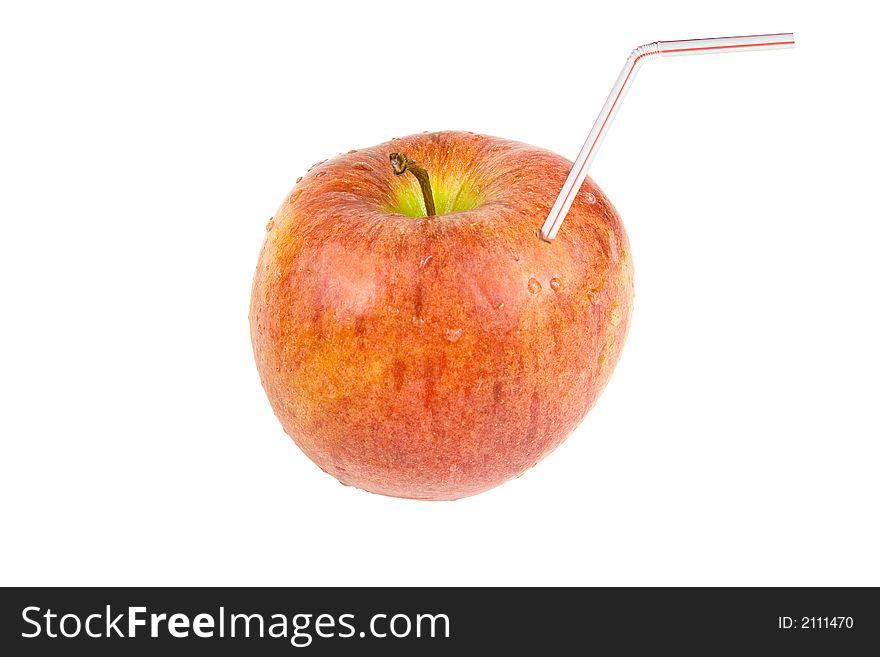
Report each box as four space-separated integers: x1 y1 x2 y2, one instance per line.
250 131 633 500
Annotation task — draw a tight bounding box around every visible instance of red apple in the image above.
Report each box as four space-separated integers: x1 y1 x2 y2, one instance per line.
249 131 633 500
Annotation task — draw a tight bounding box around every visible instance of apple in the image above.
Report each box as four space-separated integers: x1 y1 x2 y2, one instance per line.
249 131 633 500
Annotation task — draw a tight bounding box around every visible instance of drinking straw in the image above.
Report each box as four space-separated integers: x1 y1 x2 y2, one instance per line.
539 33 795 242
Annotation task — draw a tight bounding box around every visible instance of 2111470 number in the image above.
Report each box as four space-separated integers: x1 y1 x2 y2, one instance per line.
778 617 854 629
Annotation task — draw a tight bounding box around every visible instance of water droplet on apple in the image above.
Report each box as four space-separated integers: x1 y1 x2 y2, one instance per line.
444 327 463 343
528 278 542 294
411 316 425 327
315 171 326 178
419 255 432 268
497 302 505 310
549 278 561 292
352 162 371 171
295 176 303 183
308 159 327 171
386 305 400 315
347 149 358 154
584 192 597 204
265 218 275 232
289 190 302 204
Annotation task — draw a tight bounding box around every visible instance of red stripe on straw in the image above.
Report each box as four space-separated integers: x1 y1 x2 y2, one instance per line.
662 41 794 54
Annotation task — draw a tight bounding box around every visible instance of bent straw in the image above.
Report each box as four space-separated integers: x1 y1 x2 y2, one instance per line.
539 33 795 242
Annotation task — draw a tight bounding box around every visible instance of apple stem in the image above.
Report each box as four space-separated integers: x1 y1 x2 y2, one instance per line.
389 152 436 217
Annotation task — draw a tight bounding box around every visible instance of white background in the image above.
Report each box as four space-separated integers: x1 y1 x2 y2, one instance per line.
1 1 877 586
